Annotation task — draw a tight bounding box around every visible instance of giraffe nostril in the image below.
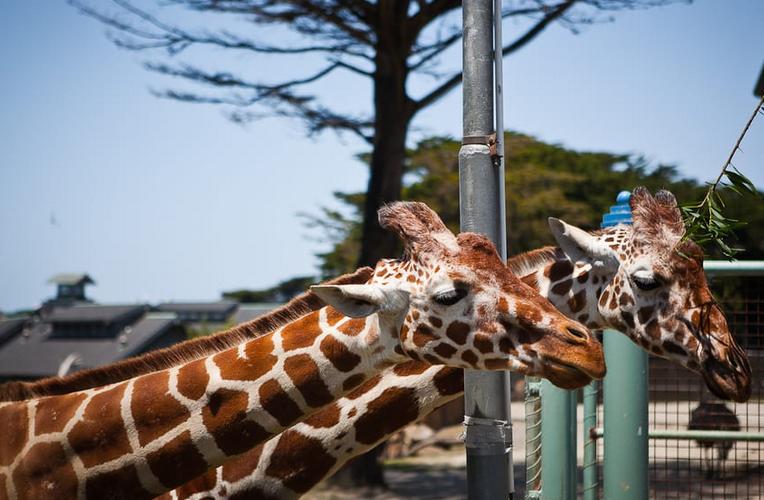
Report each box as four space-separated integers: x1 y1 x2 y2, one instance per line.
567 326 589 342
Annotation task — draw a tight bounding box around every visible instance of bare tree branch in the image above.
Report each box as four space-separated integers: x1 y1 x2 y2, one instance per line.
412 0 576 113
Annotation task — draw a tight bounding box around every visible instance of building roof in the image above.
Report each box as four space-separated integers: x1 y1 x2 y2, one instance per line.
156 301 238 315
0 318 27 347
230 304 280 326
46 304 147 325
47 273 96 286
0 312 183 380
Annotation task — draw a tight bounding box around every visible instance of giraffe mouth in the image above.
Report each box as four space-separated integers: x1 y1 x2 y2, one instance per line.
543 361 595 390
701 356 752 403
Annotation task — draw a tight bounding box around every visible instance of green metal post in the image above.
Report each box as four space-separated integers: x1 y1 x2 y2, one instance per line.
603 330 648 498
582 380 598 500
540 382 576 500
602 191 648 500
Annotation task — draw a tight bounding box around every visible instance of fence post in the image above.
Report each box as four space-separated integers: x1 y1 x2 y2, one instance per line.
602 191 649 499
460 0 511 498
540 384 576 499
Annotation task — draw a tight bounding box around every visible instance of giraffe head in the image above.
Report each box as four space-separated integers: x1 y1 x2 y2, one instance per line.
549 187 751 401
313 202 605 390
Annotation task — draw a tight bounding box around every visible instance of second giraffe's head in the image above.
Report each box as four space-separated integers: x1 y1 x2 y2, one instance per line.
549 187 751 402
313 201 605 389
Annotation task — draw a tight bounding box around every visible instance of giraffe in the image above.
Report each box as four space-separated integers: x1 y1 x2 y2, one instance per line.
0 201 605 500
165 187 752 499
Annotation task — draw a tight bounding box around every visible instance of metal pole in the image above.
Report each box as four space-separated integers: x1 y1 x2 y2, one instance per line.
582 380 599 500
591 427 764 442
602 191 649 500
460 0 511 498
524 377 543 499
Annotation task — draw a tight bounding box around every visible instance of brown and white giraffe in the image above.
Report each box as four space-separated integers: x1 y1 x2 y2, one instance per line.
165 187 751 499
0 202 604 500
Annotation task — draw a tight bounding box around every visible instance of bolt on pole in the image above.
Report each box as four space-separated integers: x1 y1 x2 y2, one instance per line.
459 0 512 499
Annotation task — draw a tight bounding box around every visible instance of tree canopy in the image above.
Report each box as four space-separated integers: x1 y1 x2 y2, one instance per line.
72 0 687 271
306 132 764 278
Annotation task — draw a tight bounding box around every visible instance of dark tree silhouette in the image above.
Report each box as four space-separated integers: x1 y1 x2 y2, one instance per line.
71 0 684 270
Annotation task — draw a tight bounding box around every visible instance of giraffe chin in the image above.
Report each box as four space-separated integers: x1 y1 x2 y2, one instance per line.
542 363 595 390
701 358 752 403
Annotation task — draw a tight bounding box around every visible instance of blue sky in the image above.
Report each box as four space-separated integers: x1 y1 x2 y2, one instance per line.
1 0 762 312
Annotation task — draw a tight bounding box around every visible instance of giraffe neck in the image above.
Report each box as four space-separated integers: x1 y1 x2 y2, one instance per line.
0 306 407 500
162 247 607 499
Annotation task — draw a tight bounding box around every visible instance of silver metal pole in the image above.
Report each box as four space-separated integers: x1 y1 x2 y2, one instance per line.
460 0 511 498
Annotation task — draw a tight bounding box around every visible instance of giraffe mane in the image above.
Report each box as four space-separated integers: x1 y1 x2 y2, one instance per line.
507 246 566 276
0 267 374 402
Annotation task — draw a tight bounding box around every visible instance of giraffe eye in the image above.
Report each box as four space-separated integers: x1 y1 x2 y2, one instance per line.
633 275 661 291
433 288 468 306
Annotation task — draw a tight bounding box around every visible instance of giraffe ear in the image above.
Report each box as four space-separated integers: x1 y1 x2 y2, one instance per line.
548 218 619 271
311 284 410 318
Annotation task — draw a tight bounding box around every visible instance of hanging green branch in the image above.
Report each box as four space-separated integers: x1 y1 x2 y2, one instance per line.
681 94 764 259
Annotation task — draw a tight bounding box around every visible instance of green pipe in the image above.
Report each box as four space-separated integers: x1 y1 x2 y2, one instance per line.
540 381 576 500
582 381 599 500
603 329 648 500
704 260 764 276
591 427 764 442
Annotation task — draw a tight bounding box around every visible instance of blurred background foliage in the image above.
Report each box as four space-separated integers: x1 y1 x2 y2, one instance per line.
301 131 764 279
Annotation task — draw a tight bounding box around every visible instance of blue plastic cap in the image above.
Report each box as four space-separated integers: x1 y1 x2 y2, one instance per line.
601 190 633 228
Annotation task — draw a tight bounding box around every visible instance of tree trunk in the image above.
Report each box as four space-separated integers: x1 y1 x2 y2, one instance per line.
357 43 413 268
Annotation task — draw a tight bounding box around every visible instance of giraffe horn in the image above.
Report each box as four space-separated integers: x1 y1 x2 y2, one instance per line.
378 201 458 254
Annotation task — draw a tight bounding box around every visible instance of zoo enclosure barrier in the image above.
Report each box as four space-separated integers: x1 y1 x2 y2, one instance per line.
525 259 764 499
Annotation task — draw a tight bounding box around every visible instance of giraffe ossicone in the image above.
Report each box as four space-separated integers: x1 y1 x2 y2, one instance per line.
0 201 605 500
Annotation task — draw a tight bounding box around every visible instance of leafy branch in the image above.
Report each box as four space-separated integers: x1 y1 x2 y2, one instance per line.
681 94 764 258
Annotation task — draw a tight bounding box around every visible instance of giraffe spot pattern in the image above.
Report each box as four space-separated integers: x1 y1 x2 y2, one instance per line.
0 403 27 466
325 307 345 326
176 358 209 401
281 313 322 350
393 360 431 376
638 306 655 325
259 379 303 427
12 442 79 500
146 430 209 490
433 367 464 396
412 324 438 348
621 311 635 329
499 337 518 356
132 371 191 447
302 402 341 429
551 279 572 296
428 316 443 328
546 260 574 282
446 321 470 345
217 335 276 381
224 446 264 484
342 373 366 392
202 388 269 455
337 318 365 337
346 374 382 400
265 430 337 494
461 350 479 367
353 387 420 445
484 358 507 370
472 333 494 354
86 465 152 500
34 392 86 436
68 383 132 468
568 290 587 313
284 354 335 408
434 342 458 359
320 336 361 372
